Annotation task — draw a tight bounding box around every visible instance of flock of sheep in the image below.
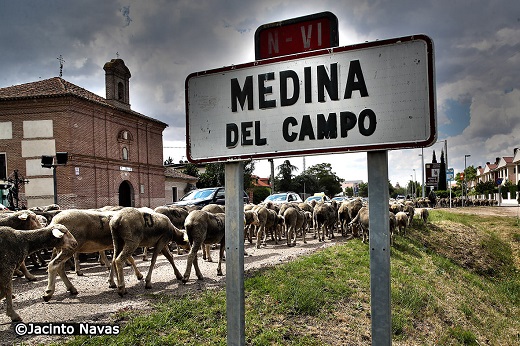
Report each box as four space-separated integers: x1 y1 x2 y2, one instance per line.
1 196 433 322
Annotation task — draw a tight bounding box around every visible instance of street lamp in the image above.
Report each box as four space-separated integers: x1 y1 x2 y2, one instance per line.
464 154 471 206
41 152 69 204
410 174 414 198
420 148 425 198
413 169 417 198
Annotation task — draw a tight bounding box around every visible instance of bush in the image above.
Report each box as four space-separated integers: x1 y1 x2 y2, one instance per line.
252 186 271 204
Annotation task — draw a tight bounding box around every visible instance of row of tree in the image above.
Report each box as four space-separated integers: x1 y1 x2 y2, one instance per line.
172 150 519 204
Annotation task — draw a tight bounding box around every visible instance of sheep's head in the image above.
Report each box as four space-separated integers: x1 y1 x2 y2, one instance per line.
51 225 78 251
177 230 191 251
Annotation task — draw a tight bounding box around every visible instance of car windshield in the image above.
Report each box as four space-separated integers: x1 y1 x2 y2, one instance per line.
307 196 321 201
180 188 216 201
265 193 288 202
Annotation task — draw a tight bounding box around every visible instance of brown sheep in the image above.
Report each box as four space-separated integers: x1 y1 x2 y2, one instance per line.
201 204 225 214
0 210 44 281
110 207 190 296
403 204 415 225
283 206 305 246
419 208 429 224
337 201 351 237
182 210 226 283
349 206 370 243
0 224 77 321
154 205 190 255
389 211 396 245
313 202 337 241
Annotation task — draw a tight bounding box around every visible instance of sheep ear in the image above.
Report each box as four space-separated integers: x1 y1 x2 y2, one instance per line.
52 228 65 238
18 213 29 221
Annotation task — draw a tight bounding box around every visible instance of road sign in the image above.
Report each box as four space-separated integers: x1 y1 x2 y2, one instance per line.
186 35 436 163
255 12 339 60
446 168 454 181
425 163 440 187
497 178 503 185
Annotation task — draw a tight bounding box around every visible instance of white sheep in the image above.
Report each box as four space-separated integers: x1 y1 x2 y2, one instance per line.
395 211 409 236
43 209 143 302
0 224 77 321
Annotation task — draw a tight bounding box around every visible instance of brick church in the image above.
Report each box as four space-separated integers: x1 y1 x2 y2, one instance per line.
0 59 168 209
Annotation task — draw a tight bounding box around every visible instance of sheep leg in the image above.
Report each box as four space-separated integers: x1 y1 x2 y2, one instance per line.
113 245 136 297
43 251 77 301
127 256 143 280
216 243 225 276
19 261 37 281
183 240 204 283
255 225 265 249
74 253 84 276
2 276 22 322
144 245 162 289
204 244 213 262
56 262 78 295
160 246 183 280
98 251 109 268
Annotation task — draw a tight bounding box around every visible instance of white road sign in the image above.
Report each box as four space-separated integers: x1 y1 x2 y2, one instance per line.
186 35 436 163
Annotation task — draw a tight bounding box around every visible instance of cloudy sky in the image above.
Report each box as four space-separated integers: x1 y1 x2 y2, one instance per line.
1 1 519 190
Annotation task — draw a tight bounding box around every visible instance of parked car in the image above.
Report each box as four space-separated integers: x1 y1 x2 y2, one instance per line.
305 194 331 203
263 192 302 204
332 196 348 203
170 187 249 207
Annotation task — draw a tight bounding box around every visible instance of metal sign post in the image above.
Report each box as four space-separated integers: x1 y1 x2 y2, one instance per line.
225 161 245 345
368 151 391 345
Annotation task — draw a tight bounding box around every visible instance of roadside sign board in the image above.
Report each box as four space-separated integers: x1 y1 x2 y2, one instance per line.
255 11 339 60
446 168 454 181
426 163 440 186
186 35 436 163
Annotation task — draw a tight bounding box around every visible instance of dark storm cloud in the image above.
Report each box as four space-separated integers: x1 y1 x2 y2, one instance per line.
1 0 519 185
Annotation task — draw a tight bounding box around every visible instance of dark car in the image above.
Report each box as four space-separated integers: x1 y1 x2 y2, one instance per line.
170 187 249 207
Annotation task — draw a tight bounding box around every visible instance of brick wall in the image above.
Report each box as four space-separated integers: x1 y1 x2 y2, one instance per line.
0 95 166 209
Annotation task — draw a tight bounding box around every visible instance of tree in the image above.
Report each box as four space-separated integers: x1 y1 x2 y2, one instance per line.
517 180 520 203
438 150 446 190
432 150 437 163
292 172 319 197
358 182 369 197
196 160 255 189
275 160 298 192
304 163 343 197
475 181 496 196
182 163 199 178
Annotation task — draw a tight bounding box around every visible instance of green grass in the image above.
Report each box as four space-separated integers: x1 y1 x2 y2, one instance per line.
56 210 520 345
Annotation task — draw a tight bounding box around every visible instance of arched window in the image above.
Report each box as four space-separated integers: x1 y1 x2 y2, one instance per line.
117 82 124 100
122 147 129 161
118 130 132 142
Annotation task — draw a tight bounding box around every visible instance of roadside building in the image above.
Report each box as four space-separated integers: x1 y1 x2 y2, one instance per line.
0 59 167 209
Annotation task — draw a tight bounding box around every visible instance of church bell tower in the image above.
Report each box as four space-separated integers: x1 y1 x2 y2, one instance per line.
103 59 131 110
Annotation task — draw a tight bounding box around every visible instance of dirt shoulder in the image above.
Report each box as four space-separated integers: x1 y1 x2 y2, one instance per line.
437 206 520 217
